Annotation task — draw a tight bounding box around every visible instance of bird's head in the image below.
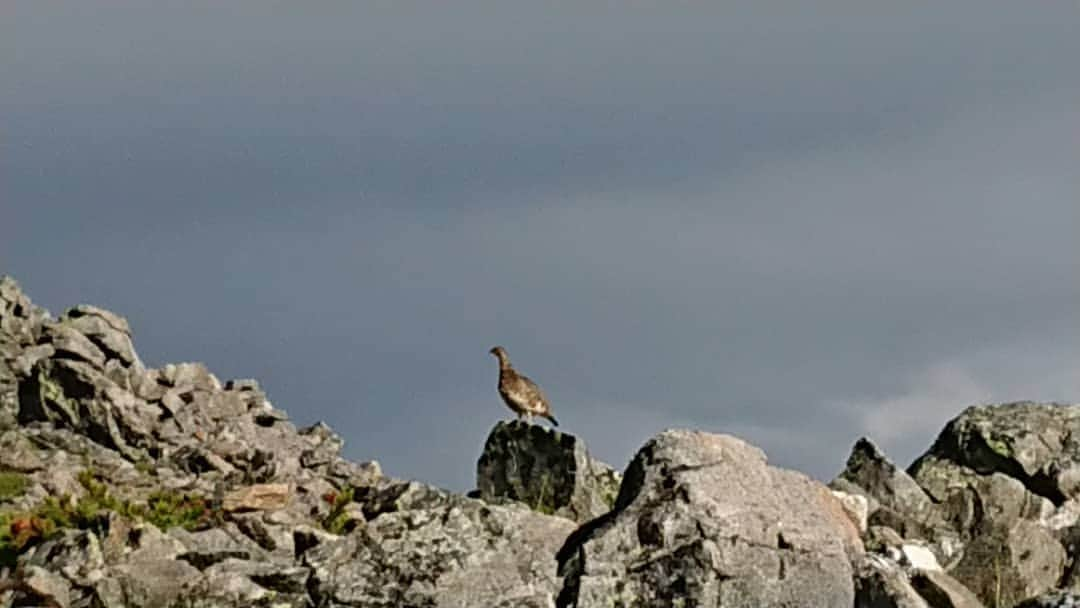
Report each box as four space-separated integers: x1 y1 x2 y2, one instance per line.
489 345 507 360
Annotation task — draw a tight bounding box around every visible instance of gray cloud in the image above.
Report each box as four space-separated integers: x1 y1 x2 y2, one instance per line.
3 2 1078 489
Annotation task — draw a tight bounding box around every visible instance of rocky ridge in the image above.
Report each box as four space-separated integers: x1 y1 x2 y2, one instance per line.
0 275 1078 607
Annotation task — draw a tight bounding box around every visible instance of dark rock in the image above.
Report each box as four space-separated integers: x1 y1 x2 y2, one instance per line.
557 430 861 608
477 420 621 522
834 437 950 542
853 554 930 608
1016 592 1080 608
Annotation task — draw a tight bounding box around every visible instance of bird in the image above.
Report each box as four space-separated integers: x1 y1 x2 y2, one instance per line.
489 346 558 426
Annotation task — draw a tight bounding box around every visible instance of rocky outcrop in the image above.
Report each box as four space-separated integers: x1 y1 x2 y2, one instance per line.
556 430 862 608
4 276 1080 607
476 420 621 522
833 437 962 565
912 403 1080 507
837 403 1080 608
0 277 576 607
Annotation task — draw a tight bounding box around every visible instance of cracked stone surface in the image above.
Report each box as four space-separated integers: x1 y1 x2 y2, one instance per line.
555 430 862 608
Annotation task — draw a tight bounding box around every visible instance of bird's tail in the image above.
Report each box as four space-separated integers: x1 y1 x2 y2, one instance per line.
546 413 559 427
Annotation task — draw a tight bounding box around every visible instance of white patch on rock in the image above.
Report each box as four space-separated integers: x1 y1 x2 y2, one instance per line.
900 543 941 572
831 489 869 535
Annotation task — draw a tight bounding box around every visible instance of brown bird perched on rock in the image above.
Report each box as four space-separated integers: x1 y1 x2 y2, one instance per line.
489 346 558 426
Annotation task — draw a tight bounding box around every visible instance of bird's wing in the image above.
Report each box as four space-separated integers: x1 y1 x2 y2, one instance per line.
516 375 550 412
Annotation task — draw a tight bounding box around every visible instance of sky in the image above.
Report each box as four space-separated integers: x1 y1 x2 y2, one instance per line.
3 2 1078 491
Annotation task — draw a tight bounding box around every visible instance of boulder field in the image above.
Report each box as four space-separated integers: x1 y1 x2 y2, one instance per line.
1 275 1078 607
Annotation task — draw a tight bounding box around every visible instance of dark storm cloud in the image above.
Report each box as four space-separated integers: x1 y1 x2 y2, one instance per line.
3 1 1078 489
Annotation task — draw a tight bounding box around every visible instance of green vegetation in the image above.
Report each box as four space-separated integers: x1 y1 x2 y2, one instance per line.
321 486 356 534
984 434 1012 459
601 484 618 511
0 472 28 502
0 468 217 567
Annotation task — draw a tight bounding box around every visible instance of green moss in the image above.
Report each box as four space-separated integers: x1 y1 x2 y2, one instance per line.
984 434 1012 458
602 486 618 511
0 472 28 502
36 371 79 424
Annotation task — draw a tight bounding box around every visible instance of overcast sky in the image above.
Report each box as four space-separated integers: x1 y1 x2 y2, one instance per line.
3 2 1078 491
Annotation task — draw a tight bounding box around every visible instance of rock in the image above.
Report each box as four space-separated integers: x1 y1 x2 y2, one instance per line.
834 488 871 534
10 343 54 377
98 558 202 608
911 455 1055 537
949 520 1066 607
17 358 156 460
853 554 930 608
171 559 310 608
221 482 290 512
477 420 621 522
901 543 943 572
292 524 342 558
557 430 860 608
23 529 105 587
160 362 220 392
21 565 72 608
1016 592 1080 608
910 570 987 608
326 456 382 488
912 402 1080 506
5 278 1075 608
44 322 107 368
298 421 344 471
172 525 267 570
834 437 945 539
306 485 576 607
1043 498 1080 533
61 305 140 367
1057 524 1080 592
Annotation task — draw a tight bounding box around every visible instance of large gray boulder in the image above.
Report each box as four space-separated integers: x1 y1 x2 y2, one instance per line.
306 482 577 608
911 455 1054 540
948 520 1066 607
477 420 621 522
903 404 1079 605
556 430 862 608
911 403 1080 506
